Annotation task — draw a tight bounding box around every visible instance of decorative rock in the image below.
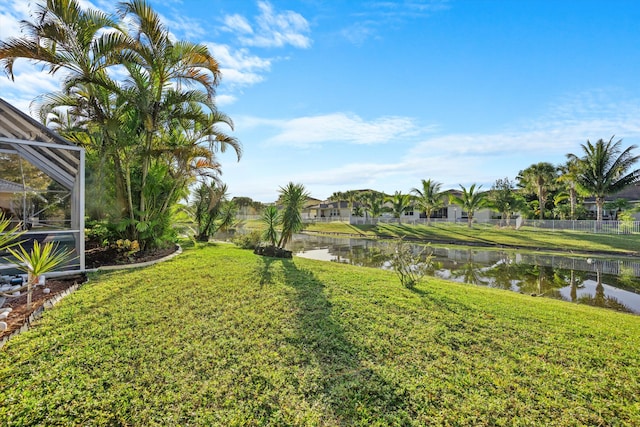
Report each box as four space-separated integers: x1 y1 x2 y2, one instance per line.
0 285 11 292
0 307 12 313
43 288 51 294
0 312 7 320
0 322 6 331
12 291 20 296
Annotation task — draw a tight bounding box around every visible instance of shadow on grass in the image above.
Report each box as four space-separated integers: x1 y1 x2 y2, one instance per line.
256 256 412 423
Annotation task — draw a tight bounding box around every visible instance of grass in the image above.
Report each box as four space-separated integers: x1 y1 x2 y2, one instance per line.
302 220 640 255
1 244 639 425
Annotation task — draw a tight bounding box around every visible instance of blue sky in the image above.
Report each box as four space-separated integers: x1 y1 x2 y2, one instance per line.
2 0 640 202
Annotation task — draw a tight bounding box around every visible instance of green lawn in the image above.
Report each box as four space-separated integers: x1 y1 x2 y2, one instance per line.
1 244 639 425
303 221 640 255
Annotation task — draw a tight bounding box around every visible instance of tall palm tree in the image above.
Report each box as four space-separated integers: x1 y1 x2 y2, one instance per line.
386 191 413 223
1 0 238 248
411 179 445 226
568 137 640 222
277 182 310 248
517 162 558 220
449 184 486 227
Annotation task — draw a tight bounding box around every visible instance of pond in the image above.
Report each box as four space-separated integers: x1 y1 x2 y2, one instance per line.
287 233 640 315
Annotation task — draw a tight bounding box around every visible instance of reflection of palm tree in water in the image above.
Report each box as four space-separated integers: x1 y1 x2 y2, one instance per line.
484 253 523 290
594 269 606 307
453 250 490 286
576 264 633 313
570 270 578 301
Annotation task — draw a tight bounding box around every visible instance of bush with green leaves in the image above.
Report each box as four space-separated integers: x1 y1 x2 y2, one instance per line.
386 238 435 289
232 230 262 249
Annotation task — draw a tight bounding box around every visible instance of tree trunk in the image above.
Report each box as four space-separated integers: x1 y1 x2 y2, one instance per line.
596 197 604 222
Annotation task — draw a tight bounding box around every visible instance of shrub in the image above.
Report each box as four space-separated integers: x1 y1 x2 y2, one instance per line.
233 230 262 250
386 238 434 289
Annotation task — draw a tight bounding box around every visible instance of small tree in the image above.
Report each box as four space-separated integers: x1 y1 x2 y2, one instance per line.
261 205 280 247
449 184 487 227
278 182 310 248
517 162 558 220
6 241 73 310
411 179 445 226
191 182 235 242
386 191 413 223
387 238 434 289
360 190 386 220
488 177 521 226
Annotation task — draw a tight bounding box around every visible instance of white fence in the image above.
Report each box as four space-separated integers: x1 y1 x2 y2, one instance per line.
299 216 640 234
515 219 640 234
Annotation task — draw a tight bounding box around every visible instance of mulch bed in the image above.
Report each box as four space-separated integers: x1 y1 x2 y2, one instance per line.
1 243 178 340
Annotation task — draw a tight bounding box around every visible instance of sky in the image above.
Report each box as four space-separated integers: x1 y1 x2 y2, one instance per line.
2 0 640 202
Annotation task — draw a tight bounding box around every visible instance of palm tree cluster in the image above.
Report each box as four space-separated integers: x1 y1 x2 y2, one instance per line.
326 137 639 226
0 0 240 248
260 182 310 251
517 137 640 221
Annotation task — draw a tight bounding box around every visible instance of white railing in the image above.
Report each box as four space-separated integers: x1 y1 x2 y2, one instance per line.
297 216 640 235
516 219 640 234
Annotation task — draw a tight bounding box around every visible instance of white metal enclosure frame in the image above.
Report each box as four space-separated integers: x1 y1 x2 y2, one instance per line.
0 98 85 271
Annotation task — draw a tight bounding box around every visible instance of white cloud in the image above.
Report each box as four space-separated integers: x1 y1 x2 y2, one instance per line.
340 22 379 46
206 43 271 88
410 98 640 161
0 12 22 41
223 14 253 34
216 94 237 107
223 1 311 49
234 90 640 200
208 44 271 71
339 0 449 45
239 113 428 147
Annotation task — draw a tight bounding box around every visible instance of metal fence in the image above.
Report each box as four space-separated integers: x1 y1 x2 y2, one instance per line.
293 215 640 235
515 218 640 234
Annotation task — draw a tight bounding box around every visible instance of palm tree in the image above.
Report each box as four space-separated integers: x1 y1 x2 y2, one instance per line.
557 157 587 220
449 184 486 227
487 177 521 226
517 162 558 220
191 182 231 241
343 190 360 216
261 205 280 247
360 191 385 221
568 137 640 222
277 182 310 248
385 191 413 223
411 179 445 226
1 0 238 248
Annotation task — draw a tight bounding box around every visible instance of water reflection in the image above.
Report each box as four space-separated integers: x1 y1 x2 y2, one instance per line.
290 234 640 314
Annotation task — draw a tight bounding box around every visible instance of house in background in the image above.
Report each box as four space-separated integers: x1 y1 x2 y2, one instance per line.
583 184 640 220
302 199 350 220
